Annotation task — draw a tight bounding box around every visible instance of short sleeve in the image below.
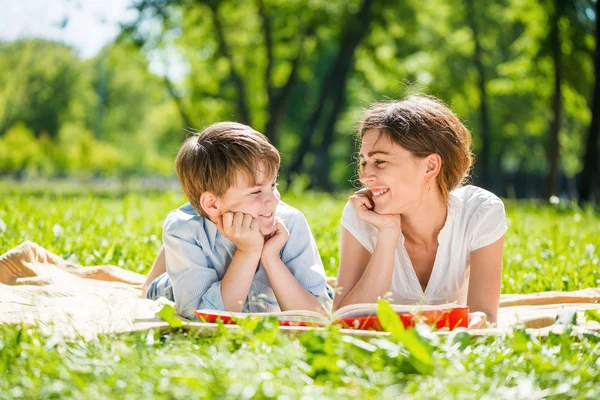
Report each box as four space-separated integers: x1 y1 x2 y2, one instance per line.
340 201 376 253
469 197 507 251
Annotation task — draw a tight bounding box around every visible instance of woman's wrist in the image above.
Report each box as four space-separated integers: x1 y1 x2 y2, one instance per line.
377 226 402 240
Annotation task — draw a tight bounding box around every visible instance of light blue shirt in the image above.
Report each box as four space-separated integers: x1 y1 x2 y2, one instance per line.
150 201 332 320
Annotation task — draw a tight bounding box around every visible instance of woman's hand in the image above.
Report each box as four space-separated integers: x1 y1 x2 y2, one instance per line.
349 189 401 235
468 312 489 329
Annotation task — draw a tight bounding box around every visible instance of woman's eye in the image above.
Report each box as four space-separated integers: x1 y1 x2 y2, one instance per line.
359 162 367 167
375 160 386 166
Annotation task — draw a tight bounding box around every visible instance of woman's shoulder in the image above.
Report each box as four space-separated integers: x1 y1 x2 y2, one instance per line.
450 186 507 250
449 185 505 225
450 185 503 214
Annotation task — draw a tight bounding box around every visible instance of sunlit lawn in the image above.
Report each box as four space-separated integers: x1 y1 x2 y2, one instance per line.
1 183 600 398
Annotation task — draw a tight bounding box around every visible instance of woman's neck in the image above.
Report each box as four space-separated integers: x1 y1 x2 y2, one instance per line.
400 190 448 246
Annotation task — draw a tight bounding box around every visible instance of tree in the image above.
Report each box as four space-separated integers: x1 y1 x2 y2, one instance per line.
546 0 563 198
465 0 492 189
579 0 600 204
0 39 83 139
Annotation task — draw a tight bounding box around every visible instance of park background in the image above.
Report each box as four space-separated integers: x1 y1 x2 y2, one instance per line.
2 1 600 398
1 0 599 202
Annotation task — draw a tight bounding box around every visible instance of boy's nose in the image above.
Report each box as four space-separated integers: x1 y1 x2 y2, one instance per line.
264 190 279 206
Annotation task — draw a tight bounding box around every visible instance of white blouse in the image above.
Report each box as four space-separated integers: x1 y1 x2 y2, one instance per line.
341 185 507 306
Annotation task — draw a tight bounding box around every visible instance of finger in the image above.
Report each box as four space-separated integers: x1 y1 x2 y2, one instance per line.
250 218 259 231
468 312 487 329
222 212 233 228
276 218 289 235
242 213 253 229
354 188 373 201
232 212 244 227
356 196 374 211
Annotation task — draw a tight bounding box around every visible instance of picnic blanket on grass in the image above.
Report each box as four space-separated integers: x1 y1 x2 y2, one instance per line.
2 241 600 339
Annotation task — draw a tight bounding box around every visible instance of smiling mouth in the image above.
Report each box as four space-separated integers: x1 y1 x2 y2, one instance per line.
259 212 274 218
370 188 389 198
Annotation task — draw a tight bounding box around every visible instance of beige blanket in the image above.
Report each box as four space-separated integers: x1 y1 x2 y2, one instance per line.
2 241 599 339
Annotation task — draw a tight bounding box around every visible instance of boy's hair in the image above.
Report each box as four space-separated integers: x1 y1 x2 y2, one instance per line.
176 122 280 218
358 95 473 205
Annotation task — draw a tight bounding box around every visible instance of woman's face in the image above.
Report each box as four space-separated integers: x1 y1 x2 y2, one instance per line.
359 129 430 215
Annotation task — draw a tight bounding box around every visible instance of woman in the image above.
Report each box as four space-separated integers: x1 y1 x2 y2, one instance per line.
334 96 507 329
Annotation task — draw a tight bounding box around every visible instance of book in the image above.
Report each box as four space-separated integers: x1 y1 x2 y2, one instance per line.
194 303 469 331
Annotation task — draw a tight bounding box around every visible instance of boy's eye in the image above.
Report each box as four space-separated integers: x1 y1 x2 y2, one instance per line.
252 190 261 195
272 182 278 188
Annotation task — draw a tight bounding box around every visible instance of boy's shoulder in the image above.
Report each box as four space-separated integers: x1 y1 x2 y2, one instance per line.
275 201 306 222
163 203 205 233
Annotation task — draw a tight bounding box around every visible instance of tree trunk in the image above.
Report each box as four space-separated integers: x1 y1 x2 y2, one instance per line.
94 54 107 139
546 0 562 198
261 23 312 147
287 0 373 189
578 0 600 204
164 77 193 130
208 2 251 126
465 0 492 189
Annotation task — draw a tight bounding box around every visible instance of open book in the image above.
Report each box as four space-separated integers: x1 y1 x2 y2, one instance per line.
195 303 469 331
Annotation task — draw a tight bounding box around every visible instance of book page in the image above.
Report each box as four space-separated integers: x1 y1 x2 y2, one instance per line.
333 303 459 321
195 309 330 325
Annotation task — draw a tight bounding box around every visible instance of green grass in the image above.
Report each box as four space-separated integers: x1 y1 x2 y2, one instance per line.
1 186 600 398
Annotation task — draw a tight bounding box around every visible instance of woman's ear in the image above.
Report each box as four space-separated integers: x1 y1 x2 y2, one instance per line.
200 192 220 218
425 153 442 179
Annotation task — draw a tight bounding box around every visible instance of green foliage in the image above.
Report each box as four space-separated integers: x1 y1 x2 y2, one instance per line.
1 187 600 397
376 300 433 373
2 0 596 187
156 303 184 328
1 310 600 397
0 123 44 176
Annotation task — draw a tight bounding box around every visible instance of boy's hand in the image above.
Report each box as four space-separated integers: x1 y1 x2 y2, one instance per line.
349 189 401 236
261 217 289 261
217 212 264 253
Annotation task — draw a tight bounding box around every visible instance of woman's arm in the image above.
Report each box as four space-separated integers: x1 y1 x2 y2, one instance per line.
333 227 398 310
466 236 504 325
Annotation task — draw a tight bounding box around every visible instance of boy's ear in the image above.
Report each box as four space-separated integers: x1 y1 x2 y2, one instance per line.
200 192 220 217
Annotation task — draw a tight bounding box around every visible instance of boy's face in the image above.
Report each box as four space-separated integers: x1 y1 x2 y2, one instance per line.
215 166 280 236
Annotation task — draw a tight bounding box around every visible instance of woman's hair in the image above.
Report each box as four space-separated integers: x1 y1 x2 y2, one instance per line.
358 95 473 204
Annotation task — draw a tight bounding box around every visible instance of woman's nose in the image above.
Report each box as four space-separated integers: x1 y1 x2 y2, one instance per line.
360 166 375 185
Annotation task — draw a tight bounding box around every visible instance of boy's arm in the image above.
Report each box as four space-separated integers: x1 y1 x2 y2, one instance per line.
219 249 261 312
163 225 225 319
261 213 332 315
165 213 264 317
216 212 266 312
262 255 329 316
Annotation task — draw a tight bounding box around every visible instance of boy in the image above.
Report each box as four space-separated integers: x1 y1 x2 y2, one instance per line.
142 122 331 320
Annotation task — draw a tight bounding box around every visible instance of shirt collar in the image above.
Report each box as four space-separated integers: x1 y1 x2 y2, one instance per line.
204 217 219 250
